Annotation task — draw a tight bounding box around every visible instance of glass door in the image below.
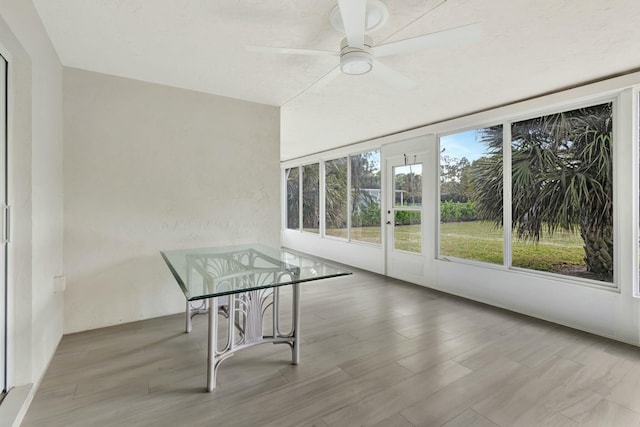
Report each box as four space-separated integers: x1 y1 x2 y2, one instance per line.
385 153 427 283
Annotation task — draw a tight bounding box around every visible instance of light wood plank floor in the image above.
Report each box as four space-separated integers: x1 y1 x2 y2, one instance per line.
23 270 640 426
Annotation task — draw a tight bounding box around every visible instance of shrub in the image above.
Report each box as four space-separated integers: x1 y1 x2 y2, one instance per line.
440 201 477 223
352 202 381 227
394 210 421 225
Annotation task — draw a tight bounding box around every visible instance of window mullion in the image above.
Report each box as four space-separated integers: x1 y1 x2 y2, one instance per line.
347 156 352 241
298 166 303 231
319 161 326 237
503 122 512 269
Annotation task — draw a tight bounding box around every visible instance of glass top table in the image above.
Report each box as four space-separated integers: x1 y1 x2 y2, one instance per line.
160 244 351 392
161 243 350 300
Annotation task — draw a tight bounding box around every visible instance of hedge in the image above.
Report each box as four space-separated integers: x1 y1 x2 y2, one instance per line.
440 200 477 222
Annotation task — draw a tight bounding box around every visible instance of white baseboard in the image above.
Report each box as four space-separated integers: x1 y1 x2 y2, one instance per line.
0 383 34 427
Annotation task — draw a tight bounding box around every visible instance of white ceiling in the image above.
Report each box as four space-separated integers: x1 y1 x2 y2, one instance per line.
32 0 640 160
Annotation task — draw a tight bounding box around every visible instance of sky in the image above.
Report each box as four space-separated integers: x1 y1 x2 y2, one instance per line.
439 129 488 162
394 164 423 176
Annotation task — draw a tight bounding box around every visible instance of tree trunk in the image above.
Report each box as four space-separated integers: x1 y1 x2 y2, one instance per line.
580 216 613 281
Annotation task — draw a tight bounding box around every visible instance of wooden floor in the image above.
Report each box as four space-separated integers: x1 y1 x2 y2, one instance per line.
23 270 640 427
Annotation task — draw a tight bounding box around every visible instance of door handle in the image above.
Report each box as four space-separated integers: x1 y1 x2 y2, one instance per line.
2 204 9 244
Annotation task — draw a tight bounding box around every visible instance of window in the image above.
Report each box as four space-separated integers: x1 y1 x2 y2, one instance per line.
325 157 348 238
439 126 504 264
440 104 613 285
302 163 320 233
394 163 422 253
350 150 381 244
509 103 613 283
285 167 299 230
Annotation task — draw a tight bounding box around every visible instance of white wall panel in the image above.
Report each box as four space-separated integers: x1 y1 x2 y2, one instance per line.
282 230 383 274
434 260 619 338
64 69 281 333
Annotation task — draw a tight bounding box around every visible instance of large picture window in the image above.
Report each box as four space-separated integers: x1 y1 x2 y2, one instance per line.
439 126 504 265
508 103 613 282
285 167 299 230
302 163 320 233
350 150 381 244
468 103 614 283
325 157 348 238
441 103 613 284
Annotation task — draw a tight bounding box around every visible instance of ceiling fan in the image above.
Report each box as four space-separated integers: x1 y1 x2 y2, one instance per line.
246 0 481 91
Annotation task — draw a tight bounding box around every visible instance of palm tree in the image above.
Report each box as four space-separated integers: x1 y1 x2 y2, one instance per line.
286 167 299 229
351 152 381 228
473 103 613 281
302 164 320 230
471 125 503 224
325 158 348 231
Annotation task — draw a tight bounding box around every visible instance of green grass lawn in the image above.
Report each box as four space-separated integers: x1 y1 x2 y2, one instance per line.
326 221 590 279
394 224 422 252
440 221 586 275
325 225 419 250
325 226 381 244
439 222 503 264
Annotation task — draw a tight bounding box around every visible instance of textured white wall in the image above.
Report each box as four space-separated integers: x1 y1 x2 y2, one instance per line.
0 0 64 392
63 68 280 333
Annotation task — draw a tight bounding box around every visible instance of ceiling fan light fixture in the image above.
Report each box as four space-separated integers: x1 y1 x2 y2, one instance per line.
340 51 373 75
248 2 480 91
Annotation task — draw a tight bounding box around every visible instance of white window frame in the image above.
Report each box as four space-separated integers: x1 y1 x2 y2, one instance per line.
348 149 382 247
437 123 506 268
435 97 619 290
323 156 349 242
284 166 301 232
300 162 320 235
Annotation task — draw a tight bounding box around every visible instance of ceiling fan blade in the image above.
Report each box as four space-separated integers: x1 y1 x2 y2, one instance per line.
371 22 481 57
310 66 343 92
371 60 416 91
283 66 342 105
246 45 338 57
338 0 366 48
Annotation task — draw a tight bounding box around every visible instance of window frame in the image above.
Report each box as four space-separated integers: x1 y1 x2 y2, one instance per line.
437 123 506 267
282 149 383 247
436 96 619 290
323 156 349 241
634 87 640 297
284 166 301 231
348 149 382 246
300 162 320 235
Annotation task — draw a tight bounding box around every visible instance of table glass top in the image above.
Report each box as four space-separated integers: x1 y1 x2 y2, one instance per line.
161 244 351 300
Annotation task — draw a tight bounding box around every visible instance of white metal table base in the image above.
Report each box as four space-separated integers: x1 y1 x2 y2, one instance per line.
186 283 300 392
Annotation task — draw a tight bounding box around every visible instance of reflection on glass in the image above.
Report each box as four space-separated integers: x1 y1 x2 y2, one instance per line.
394 211 421 253
439 126 504 265
286 167 299 230
394 164 422 207
161 244 351 299
351 150 381 244
325 158 348 238
302 164 319 233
